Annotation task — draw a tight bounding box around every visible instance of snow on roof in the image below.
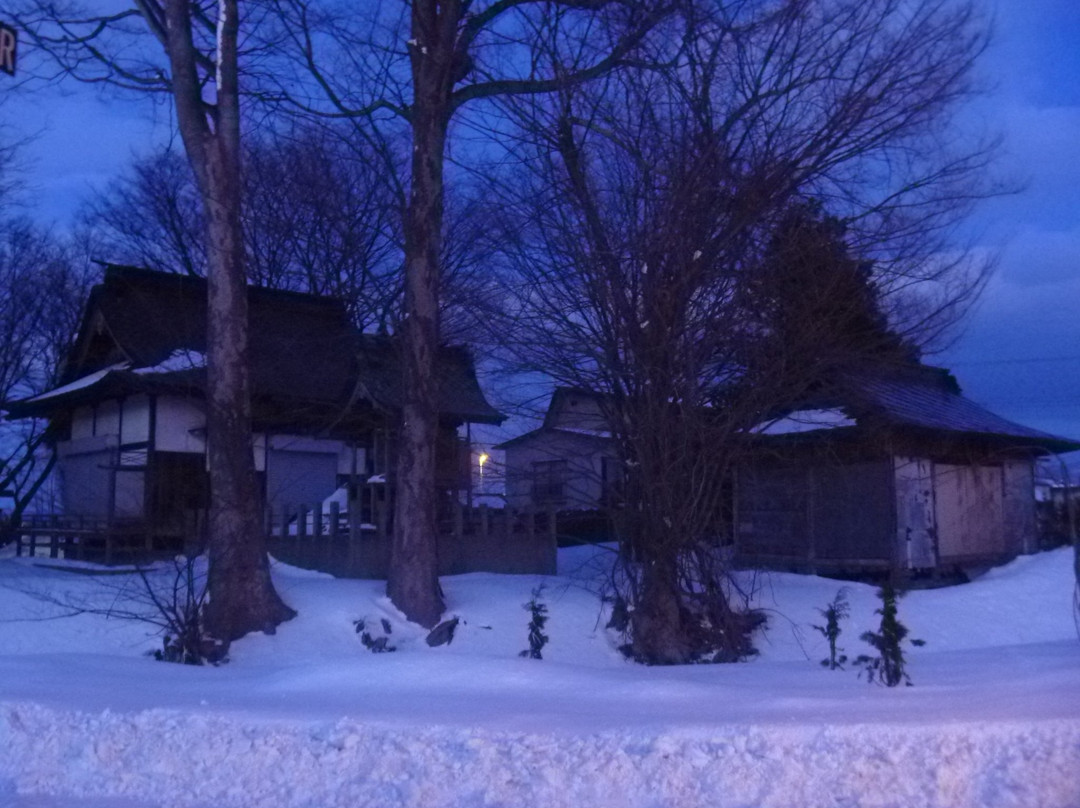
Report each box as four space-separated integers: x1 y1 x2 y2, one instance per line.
132 349 206 375
753 408 856 435
19 350 204 407
22 362 129 404
553 426 613 439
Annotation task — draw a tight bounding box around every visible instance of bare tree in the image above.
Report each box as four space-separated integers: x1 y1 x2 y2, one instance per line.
261 0 673 627
79 148 207 278
80 129 403 328
490 0 995 662
0 228 93 536
81 125 494 337
0 130 94 540
13 0 295 642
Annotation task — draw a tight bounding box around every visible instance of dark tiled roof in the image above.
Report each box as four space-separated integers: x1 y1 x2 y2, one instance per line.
11 266 502 424
350 334 503 424
838 365 1080 453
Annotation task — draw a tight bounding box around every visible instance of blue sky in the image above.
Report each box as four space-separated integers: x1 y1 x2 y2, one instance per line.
936 0 1080 447
2 1 1080 450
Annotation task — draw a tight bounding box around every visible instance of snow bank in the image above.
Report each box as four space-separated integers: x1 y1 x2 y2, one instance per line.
2 547 1079 807
2 702 1077 808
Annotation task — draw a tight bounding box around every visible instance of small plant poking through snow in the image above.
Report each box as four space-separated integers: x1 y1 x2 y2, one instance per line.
144 557 221 665
812 588 850 670
854 583 925 686
520 586 549 660
354 617 396 653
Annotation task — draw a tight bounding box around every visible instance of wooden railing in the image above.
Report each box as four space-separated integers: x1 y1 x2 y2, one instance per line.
266 498 559 579
11 513 198 565
10 492 560 579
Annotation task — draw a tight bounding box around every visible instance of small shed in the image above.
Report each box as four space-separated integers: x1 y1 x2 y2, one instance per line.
497 388 618 512
735 364 1080 574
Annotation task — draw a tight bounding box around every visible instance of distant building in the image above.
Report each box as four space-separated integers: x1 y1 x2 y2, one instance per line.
736 364 1080 573
4 265 502 549
498 365 1080 575
498 388 618 513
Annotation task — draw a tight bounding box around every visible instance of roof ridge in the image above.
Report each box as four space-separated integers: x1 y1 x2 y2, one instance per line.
103 264 348 312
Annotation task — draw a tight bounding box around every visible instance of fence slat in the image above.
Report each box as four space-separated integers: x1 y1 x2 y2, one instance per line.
329 502 340 540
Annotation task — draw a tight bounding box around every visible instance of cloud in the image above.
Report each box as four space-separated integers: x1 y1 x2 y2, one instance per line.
997 226 1080 286
940 256 1080 437
3 85 168 223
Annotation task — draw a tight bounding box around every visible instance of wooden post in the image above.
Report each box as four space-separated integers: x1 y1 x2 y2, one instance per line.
731 466 740 555
480 504 489 541
329 502 340 540
298 505 308 540
50 531 59 559
349 487 362 543
806 466 816 571
377 487 389 540
313 503 324 539
367 485 377 539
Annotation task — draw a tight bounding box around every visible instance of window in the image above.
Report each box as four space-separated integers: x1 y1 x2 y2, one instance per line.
600 456 623 507
532 459 568 505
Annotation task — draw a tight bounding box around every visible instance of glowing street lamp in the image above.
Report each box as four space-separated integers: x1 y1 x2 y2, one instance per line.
478 452 489 480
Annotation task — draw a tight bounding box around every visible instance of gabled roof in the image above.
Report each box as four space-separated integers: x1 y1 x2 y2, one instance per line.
772 364 1080 454
541 387 611 429
494 386 614 451
8 265 503 425
494 425 613 451
500 364 1080 456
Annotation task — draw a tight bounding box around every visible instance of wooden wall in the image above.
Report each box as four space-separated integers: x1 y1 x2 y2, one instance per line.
736 456 895 567
739 441 1041 572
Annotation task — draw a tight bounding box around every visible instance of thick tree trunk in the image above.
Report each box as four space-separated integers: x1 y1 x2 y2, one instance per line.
386 0 457 627
200 144 295 641
631 549 692 665
164 0 294 642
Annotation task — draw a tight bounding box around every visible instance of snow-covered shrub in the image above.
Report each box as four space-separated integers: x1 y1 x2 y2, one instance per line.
812 588 850 670
854 584 924 686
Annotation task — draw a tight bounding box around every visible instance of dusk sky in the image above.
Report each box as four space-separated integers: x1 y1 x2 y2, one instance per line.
2 0 1080 454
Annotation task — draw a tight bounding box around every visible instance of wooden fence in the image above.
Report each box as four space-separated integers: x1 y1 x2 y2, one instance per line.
11 513 197 565
265 499 559 579
11 497 559 579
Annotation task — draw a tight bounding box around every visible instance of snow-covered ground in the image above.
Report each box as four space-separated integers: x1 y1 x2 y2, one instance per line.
1 543 1078 807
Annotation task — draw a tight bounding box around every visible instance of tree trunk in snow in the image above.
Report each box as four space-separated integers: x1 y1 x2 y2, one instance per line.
630 544 693 665
165 0 294 642
386 0 456 628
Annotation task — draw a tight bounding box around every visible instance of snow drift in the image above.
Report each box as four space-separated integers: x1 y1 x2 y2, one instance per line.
1 545 1078 807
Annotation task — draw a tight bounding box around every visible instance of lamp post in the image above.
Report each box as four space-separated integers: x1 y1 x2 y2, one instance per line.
478 452 489 485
